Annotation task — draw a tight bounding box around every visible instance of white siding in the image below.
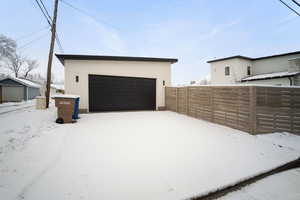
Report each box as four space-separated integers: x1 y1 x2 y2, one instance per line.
64 60 172 111
210 58 253 84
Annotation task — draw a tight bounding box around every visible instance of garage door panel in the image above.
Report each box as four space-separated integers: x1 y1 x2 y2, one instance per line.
89 75 156 112
2 86 24 102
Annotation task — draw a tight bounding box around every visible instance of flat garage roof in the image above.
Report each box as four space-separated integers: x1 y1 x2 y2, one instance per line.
55 54 178 65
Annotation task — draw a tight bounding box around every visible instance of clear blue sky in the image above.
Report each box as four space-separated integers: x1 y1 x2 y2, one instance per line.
1 0 300 84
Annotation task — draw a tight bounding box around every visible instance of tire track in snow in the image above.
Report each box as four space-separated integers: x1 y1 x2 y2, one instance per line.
16 130 69 200
0 105 35 116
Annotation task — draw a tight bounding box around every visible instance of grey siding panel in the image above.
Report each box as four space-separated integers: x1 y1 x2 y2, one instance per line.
27 87 40 100
24 87 27 100
294 75 300 86
2 86 24 102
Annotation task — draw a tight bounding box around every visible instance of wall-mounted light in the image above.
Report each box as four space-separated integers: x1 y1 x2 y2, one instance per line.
76 76 79 83
163 80 165 86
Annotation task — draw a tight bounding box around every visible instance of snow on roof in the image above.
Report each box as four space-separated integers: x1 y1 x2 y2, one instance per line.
52 94 80 99
242 71 300 82
51 84 64 90
7 77 41 88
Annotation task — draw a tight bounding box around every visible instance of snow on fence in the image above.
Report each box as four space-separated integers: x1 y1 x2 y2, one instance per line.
165 86 300 134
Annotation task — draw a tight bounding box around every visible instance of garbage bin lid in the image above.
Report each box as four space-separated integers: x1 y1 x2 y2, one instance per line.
52 94 80 99
36 96 46 99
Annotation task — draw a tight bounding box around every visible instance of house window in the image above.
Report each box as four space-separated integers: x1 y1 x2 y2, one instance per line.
75 76 79 82
247 66 251 76
225 66 230 76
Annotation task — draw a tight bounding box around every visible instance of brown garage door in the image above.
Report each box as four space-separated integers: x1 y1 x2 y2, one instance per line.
89 75 156 112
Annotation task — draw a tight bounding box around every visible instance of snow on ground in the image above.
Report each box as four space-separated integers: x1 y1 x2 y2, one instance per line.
0 100 35 115
0 107 299 200
216 133 300 200
257 132 300 153
0 103 57 157
218 168 300 200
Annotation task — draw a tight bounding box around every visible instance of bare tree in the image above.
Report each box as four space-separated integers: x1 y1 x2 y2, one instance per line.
26 73 46 84
0 35 16 59
24 59 38 78
190 80 196 85
5 53 24 77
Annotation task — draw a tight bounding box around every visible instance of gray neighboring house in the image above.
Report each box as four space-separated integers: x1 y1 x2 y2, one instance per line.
0 77 41 103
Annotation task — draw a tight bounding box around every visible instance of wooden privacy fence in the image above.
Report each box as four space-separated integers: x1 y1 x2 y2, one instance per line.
165 86 300 134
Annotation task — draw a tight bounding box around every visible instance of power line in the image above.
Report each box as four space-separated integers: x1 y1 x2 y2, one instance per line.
292 0 300 7
55 32 64 53
278 0 300 16
16 26 50 41
40 0 64 53
34 0 52 25
32 0 64 53
38 0 52 21
18 31 49 50
60 0 121 31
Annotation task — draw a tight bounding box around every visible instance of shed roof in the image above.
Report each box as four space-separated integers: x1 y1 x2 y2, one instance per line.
55 54 178 65
0 77 41 88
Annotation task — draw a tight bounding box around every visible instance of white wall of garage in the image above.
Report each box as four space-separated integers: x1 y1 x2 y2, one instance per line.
64 59 172 111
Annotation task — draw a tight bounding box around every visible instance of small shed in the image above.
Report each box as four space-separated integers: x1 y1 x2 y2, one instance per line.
0 77 41 103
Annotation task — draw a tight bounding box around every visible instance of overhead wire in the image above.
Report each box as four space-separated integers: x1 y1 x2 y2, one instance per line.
18 31 50 50
60 0 121 31
33 0 64 53
278 0 300 16
15 26 50 41
291 0 300 7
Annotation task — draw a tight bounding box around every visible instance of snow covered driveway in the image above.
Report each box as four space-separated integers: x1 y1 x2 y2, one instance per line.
0 108 299 200
0 100 35 115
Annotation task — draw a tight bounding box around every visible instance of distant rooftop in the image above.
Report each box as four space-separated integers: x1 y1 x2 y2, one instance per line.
207 50 300 63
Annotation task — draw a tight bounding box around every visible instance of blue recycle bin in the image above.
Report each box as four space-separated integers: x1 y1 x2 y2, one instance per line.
72 97 80 120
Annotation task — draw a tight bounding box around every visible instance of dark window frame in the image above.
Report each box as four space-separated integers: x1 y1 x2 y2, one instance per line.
225 66 230 76
247 66 251 76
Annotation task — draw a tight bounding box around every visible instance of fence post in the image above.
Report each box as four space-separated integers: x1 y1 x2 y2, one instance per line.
211 87 214 123
249 86 257 134
186 87 189 115
176 87 179 112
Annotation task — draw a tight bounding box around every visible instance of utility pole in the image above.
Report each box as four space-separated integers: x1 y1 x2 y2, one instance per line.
45 0 59 108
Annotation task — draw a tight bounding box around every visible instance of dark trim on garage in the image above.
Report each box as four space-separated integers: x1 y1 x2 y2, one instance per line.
55 54 178 65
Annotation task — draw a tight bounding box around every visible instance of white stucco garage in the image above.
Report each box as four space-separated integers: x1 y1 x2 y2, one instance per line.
56 54 178 112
